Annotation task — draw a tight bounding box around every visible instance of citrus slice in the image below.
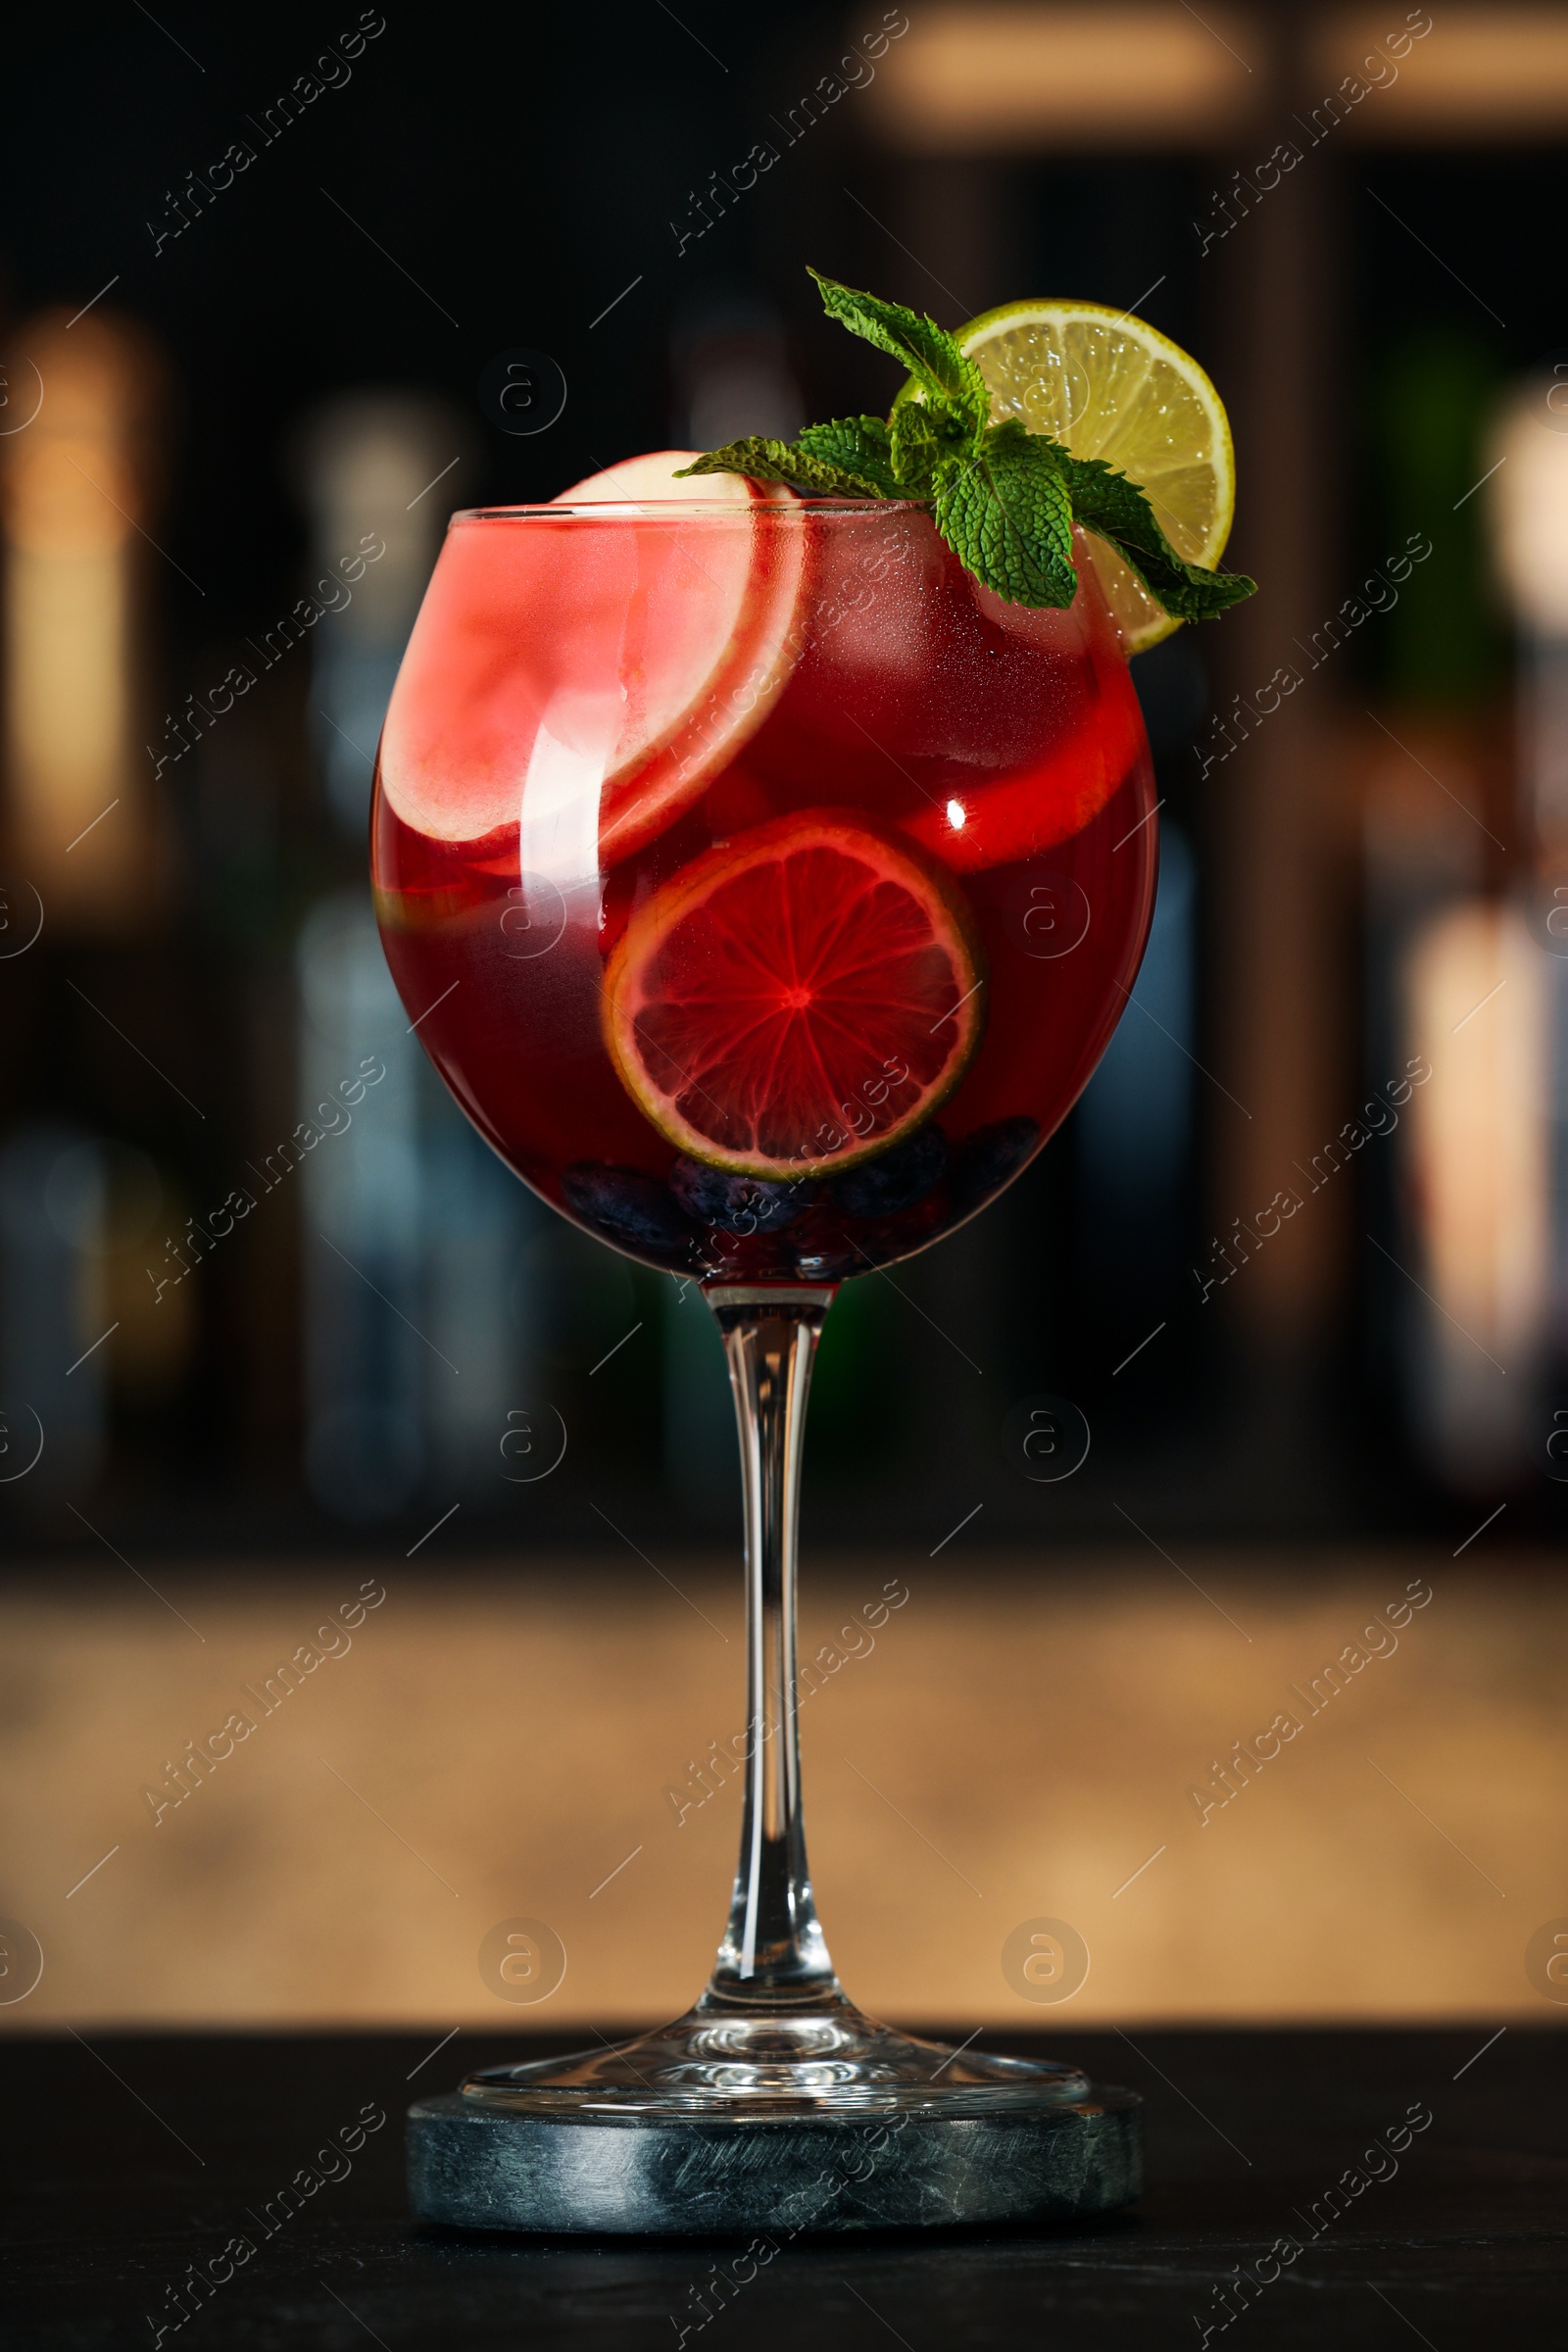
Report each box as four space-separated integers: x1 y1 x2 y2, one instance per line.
953 300 1236 654
377 452 806 863
604 810 985 1178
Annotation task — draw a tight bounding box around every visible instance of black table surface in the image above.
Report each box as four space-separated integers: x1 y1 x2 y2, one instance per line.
2 2026 1563 2348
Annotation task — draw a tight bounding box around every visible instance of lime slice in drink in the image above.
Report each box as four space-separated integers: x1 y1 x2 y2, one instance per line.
955 300 1238 654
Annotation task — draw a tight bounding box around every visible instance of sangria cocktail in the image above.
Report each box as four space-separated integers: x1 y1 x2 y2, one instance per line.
373 486 1154 1280
392 277 1253 2234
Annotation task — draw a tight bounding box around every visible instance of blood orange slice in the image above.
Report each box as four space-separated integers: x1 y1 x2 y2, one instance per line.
604 811 985 1178
377 452 806 865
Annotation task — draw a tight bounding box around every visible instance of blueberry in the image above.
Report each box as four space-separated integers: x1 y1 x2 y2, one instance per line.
792 1241 861 1281
949 1116 1041 1214
561 1163 695 1254
827 1124 950 1219
669 1157 820 1235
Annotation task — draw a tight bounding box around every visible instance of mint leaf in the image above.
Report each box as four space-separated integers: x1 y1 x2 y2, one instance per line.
794 416 900 497
676 437 888 500
1048 443 1255 622
808 269 989 443
671 265 1258 630
932 424 1077 610
890 399 966 494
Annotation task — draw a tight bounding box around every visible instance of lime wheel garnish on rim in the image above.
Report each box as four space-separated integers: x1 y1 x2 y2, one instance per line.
918 298 1238 656
603 811 985 1180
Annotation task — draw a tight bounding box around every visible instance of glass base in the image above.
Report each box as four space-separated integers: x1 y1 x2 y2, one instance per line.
408 1986 1141 2234
462 1986 1091 2120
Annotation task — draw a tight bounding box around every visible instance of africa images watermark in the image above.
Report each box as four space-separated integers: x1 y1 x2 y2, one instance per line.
670 2107 916 2342
144 12 388 258
664 1577 910 1826
1193 8 1435 258
1196 532 1433 782
145 1054 388 1301
1192 1054 1433 1305
661 504 932 806
139 1579 387 1826
145 531 386 782
145 2097 387 2344
1192 2097 1436 2342
667 10 910 259
1186 1576 1434 1827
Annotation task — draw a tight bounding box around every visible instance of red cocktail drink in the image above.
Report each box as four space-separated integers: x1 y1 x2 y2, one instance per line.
373 495 1155 1280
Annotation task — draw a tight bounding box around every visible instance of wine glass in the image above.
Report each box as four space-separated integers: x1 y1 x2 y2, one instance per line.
377 481 1152 2231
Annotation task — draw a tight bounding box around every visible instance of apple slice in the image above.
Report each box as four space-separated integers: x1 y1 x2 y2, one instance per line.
559 453 808 862
556 450 743 503
377 452 806 864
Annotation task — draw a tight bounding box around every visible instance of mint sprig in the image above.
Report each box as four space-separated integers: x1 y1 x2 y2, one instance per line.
935 418 1076 610
678 432 892 502
677 270 1256 624
808 269 991 442
796 416 900 497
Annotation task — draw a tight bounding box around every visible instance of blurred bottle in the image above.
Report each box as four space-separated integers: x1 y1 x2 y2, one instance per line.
1489 372 1568 1482
1076 808 1199 1339
1399 901 1545 1487
292 393 530 1518
1361 332 1540 1492
0 309 172 930
292 396 447 1517
0 1126 106 1501
1379 362 1568 1492
292 395 464 838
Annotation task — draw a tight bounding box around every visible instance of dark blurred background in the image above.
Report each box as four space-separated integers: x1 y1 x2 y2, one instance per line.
3 1 1568 2034
4 0 1566 1557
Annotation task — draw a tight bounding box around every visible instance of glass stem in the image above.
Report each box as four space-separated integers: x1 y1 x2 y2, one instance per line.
702 1284 842 2009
